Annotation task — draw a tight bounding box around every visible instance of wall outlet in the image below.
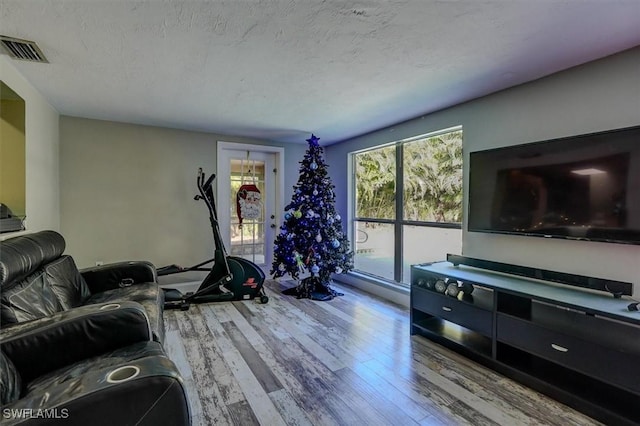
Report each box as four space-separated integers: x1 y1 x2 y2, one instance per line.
95 260 104 266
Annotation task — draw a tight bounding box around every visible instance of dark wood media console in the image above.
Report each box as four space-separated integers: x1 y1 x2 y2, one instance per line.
410 257 639 425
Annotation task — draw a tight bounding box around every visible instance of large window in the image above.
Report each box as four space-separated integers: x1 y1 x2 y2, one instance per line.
352 127 463 284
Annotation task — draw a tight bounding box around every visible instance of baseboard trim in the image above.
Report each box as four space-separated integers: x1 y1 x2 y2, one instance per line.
334 272 410 307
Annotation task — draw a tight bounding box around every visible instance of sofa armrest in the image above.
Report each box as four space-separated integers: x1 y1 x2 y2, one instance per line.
81 261 158 294
4 342 190 426
0 301 152 383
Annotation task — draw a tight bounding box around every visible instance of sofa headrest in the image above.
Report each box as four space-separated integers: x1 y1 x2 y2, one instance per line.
0 231 66 287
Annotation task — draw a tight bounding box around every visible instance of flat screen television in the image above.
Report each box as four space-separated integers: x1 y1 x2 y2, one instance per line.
468 125 640 245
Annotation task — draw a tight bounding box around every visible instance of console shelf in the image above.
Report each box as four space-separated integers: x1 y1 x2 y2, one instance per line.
412 316 493 357
411 260 639 426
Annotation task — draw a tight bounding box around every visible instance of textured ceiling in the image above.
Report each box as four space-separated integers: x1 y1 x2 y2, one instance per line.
1 0 639 144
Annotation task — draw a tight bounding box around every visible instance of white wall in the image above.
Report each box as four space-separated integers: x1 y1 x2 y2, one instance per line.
327 47 640 298
0 57 59 237
60 116 306 269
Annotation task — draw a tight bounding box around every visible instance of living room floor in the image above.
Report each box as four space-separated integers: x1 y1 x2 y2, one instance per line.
164 279 600 426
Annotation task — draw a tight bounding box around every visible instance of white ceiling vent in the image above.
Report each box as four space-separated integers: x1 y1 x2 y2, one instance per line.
0 35 48 63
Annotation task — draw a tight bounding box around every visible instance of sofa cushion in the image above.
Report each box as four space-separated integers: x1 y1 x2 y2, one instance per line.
0 350 21 406
0 270 64 324
86 284 165 343
44 255 91 309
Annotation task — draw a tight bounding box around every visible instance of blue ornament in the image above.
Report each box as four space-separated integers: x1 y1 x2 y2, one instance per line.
331 239 340 248
284 212 292 220
311 265 320 274
310 162 318 170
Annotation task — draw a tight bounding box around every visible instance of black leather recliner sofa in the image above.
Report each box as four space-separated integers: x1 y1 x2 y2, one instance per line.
0 231 190 425
0 230 164 342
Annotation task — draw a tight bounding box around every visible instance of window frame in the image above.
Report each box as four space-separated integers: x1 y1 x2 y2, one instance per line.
350 126 463 284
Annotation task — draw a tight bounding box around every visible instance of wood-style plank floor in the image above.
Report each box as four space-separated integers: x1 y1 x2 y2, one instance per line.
164 279 600 426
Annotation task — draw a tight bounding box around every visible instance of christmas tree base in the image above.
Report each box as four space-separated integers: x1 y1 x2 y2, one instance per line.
282 276 344 301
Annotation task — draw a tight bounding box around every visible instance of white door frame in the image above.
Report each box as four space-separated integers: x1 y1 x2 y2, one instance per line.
217 142 285 268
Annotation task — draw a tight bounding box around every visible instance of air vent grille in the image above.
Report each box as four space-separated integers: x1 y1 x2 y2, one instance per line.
0 35 48 63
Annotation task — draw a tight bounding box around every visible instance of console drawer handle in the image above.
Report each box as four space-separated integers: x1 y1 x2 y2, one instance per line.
551 343 568 353
442 306 452 312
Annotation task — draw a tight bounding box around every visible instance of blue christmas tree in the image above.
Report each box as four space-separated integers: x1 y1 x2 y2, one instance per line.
271 134 353 300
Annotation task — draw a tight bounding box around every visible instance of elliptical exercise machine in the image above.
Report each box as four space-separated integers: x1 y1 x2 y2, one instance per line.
161 168 268 310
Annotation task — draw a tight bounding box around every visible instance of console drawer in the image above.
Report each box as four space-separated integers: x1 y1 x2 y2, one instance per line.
531 301 640 354
497 313 640 394
412 287 492 336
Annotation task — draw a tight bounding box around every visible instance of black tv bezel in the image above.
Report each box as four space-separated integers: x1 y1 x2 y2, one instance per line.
467 125 640 246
